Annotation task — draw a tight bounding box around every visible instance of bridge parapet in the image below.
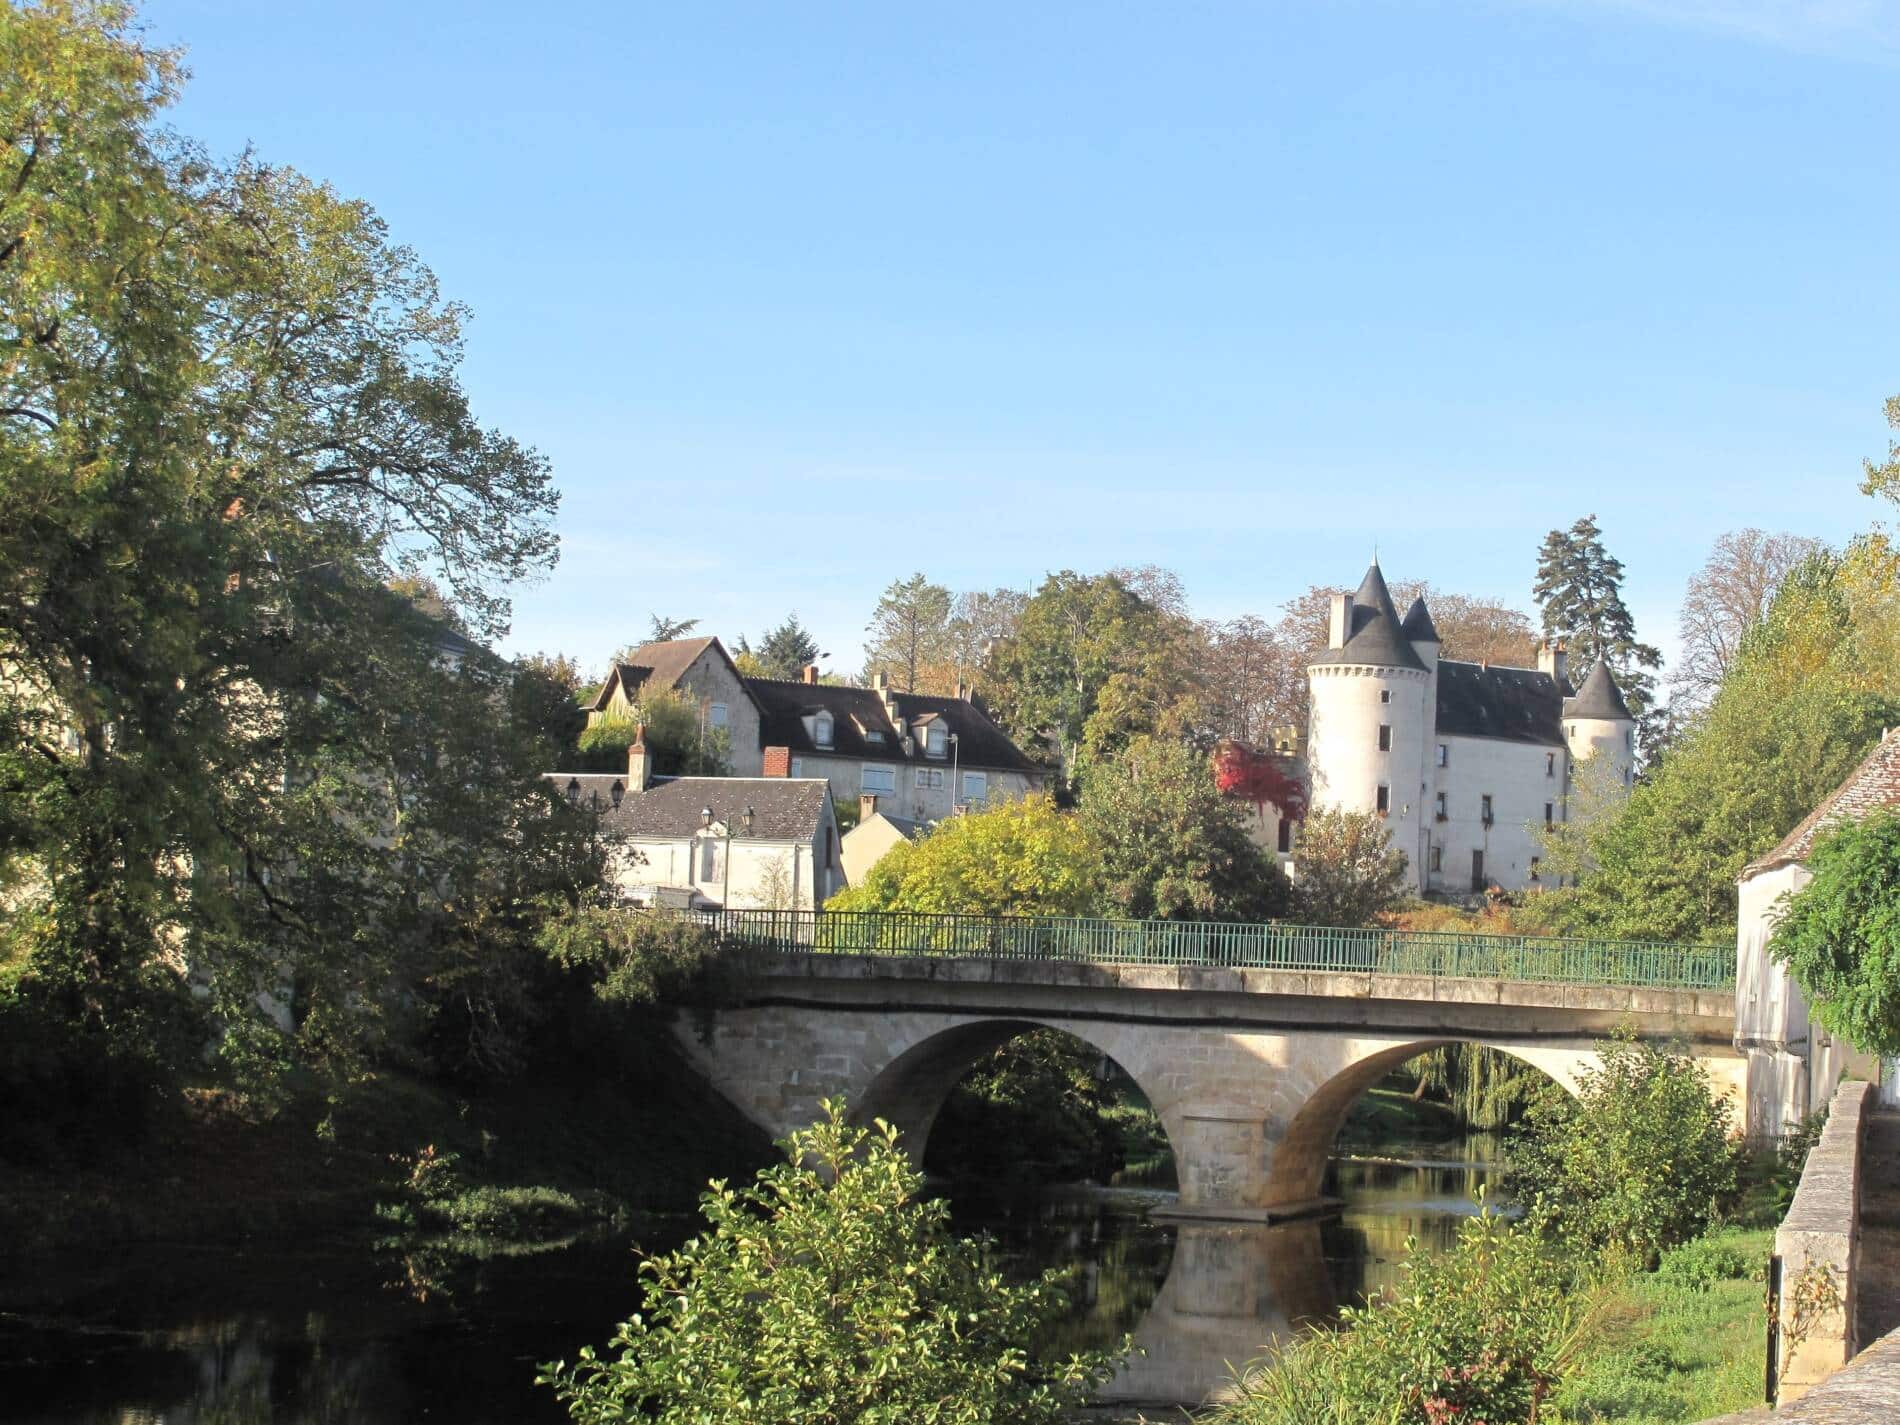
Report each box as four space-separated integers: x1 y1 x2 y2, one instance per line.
707 909 1736 992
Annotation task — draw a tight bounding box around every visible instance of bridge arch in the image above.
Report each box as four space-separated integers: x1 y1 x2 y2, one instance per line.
854 1017 1183 1179
1264 1038 1589 1208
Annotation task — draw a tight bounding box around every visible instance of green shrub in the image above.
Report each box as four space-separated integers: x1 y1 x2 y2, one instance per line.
539 1099 1127 1424
1205 1205 1593 1425
1655 1234 1754 1293
1506 1031 1739 1267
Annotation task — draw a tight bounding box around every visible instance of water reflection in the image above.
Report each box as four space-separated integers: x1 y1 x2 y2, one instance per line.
0 1139 1507 1421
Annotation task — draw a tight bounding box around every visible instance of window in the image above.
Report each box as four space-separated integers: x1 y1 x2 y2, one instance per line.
814 712 834 747
708 702 728 729
1436 743 1448 767
961 771 988 802
864 729 885 745
789 757 803 778
1377 724 1392 751
1429 844 1443 873
1545 751 1556 777
1434 791 1447 821
1277 819 1292 854
1530 855 1542 881
861 764 895 794
1471 849 1485 892
927 724 947 757
1543 802 1554 825
1380 689 1392 704
915 767 944 788
1376 784 1390 814
1480 794 1494 825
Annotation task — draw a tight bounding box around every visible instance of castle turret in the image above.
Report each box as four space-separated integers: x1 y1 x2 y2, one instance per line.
1307 562 1432 891
1562 662 1636 789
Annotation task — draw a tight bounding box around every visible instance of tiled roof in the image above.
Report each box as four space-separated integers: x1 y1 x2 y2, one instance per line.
1744 729 1900 877
1310 562 1427 671
743 678 1043 773
589 637 729 712
1434 660 1568 747
544 773 832 841
1563 662 1634 721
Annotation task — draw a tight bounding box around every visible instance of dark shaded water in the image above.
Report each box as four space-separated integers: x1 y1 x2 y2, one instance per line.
0 1137 1504 1421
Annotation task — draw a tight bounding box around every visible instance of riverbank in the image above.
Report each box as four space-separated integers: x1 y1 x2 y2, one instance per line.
0 1030 772 1262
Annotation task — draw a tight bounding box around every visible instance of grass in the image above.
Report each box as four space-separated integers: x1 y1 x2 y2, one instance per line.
1553 1229 1772 1424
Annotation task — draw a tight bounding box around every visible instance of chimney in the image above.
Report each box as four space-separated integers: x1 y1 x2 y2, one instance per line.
1537 638 1567 686
1327 592 1352 650
871 670 889 693
627 723 652 791
801 663 820 685
762 746 791 777
859 792 878 822
955 680 970 701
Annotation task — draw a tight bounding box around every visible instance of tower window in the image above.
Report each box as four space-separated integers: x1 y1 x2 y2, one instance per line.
1376 784 1390 814
1377 724 1391 751
1544 802 1554 825
1480 794 1494 826
1277 819 1292 854
1429 844 1443 873
1546 752 1556 777
1436 743 1448 767
1380 689 1392 704
1434 791 1447 820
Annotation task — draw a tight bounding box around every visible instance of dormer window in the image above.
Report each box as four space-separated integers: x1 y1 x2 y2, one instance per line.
864 729 885 745
814 712 834 748
927 724 947 758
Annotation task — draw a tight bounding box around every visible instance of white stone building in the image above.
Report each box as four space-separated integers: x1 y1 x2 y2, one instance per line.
548 734 843 911
1304 561 1637 897
1733 731 1893 1139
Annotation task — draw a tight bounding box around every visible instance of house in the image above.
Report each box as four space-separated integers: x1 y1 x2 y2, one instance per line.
1214 734 1308 872
547 731 842 911
744 668 1046 821
1734 730 1893 1140
840 793 928 886
585 636 763 775
1304 560 1636 896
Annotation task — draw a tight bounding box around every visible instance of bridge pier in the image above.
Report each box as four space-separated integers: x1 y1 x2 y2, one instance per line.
673 950 1743 1223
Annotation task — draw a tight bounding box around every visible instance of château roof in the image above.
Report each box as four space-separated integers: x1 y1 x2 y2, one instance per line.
1743 729 1900 878
1563 662 1634 722
1310 562 1427 672
1435 661 1569 746
1399 597 1440 645
544 773 833 841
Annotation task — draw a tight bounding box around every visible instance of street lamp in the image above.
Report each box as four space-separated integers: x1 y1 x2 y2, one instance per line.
949 731 961 811
722 805 755 910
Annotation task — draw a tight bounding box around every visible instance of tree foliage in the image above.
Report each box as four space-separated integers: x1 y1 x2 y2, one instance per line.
1770 812 1900 1058
1288 807 1409 927
1532 514 1662 714
540 1101 1126 1425
826 797 1100 915
0 0 578 1099
736 614 821 680
1540 544 1896 942
1506 1032 1737 1268
864 572 953 693
1674 528 1827 709
925 1029 1129 1183
1080 737 1290 922
575 690 732 776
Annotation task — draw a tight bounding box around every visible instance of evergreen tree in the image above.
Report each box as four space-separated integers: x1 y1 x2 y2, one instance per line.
1532 515 1662 713
738 614 821 679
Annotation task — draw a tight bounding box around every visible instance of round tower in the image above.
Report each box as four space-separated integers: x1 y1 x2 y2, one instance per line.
1306 563 1433 891
1562 661 1636 790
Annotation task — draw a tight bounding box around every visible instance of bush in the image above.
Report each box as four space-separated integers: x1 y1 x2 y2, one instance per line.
1206 1205 1592 1425
1770 811 1900 1056
540 1100 1127 1424
1654 1234 1755 1294
1506 1031 1738 1268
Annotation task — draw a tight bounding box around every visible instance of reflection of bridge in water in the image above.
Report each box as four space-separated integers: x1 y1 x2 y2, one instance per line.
684 910 1740 1223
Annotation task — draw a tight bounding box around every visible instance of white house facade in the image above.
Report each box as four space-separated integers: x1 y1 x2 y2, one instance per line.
1304 562 1637 897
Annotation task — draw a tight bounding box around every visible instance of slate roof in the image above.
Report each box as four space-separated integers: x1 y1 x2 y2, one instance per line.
743 678 1043 773
1310 562 1427 671
1744 729 1900 877
1434 660 1569 747
543 773 832 841
1399 597 1441 645
1563 662 1634 721
588 637 732 712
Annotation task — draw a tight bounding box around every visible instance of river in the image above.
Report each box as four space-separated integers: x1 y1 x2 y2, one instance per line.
0 1135 1504 1422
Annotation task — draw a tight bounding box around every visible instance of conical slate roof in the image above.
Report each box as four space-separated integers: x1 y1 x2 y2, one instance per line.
1399 596 1440 645
1563 661 1633 721
1312 562 1426 671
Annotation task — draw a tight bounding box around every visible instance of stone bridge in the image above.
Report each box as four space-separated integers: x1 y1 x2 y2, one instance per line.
676 939 1742 1221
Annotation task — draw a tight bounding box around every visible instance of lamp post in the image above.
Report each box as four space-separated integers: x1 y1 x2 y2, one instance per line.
949 731 961 811
723 805 752 909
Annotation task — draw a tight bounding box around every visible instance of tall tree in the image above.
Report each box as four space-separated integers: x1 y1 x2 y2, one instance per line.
0 1 569 1089
864 573 953 692
737 614 821 680
1674 528 1827 707
646 615 699 642
947 587 1027 684
1532 515 1662 712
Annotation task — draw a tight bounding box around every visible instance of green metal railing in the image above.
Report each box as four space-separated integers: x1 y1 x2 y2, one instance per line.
703 909 1735 991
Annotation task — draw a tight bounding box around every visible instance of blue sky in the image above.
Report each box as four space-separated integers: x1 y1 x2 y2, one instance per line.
143 1 1900 674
